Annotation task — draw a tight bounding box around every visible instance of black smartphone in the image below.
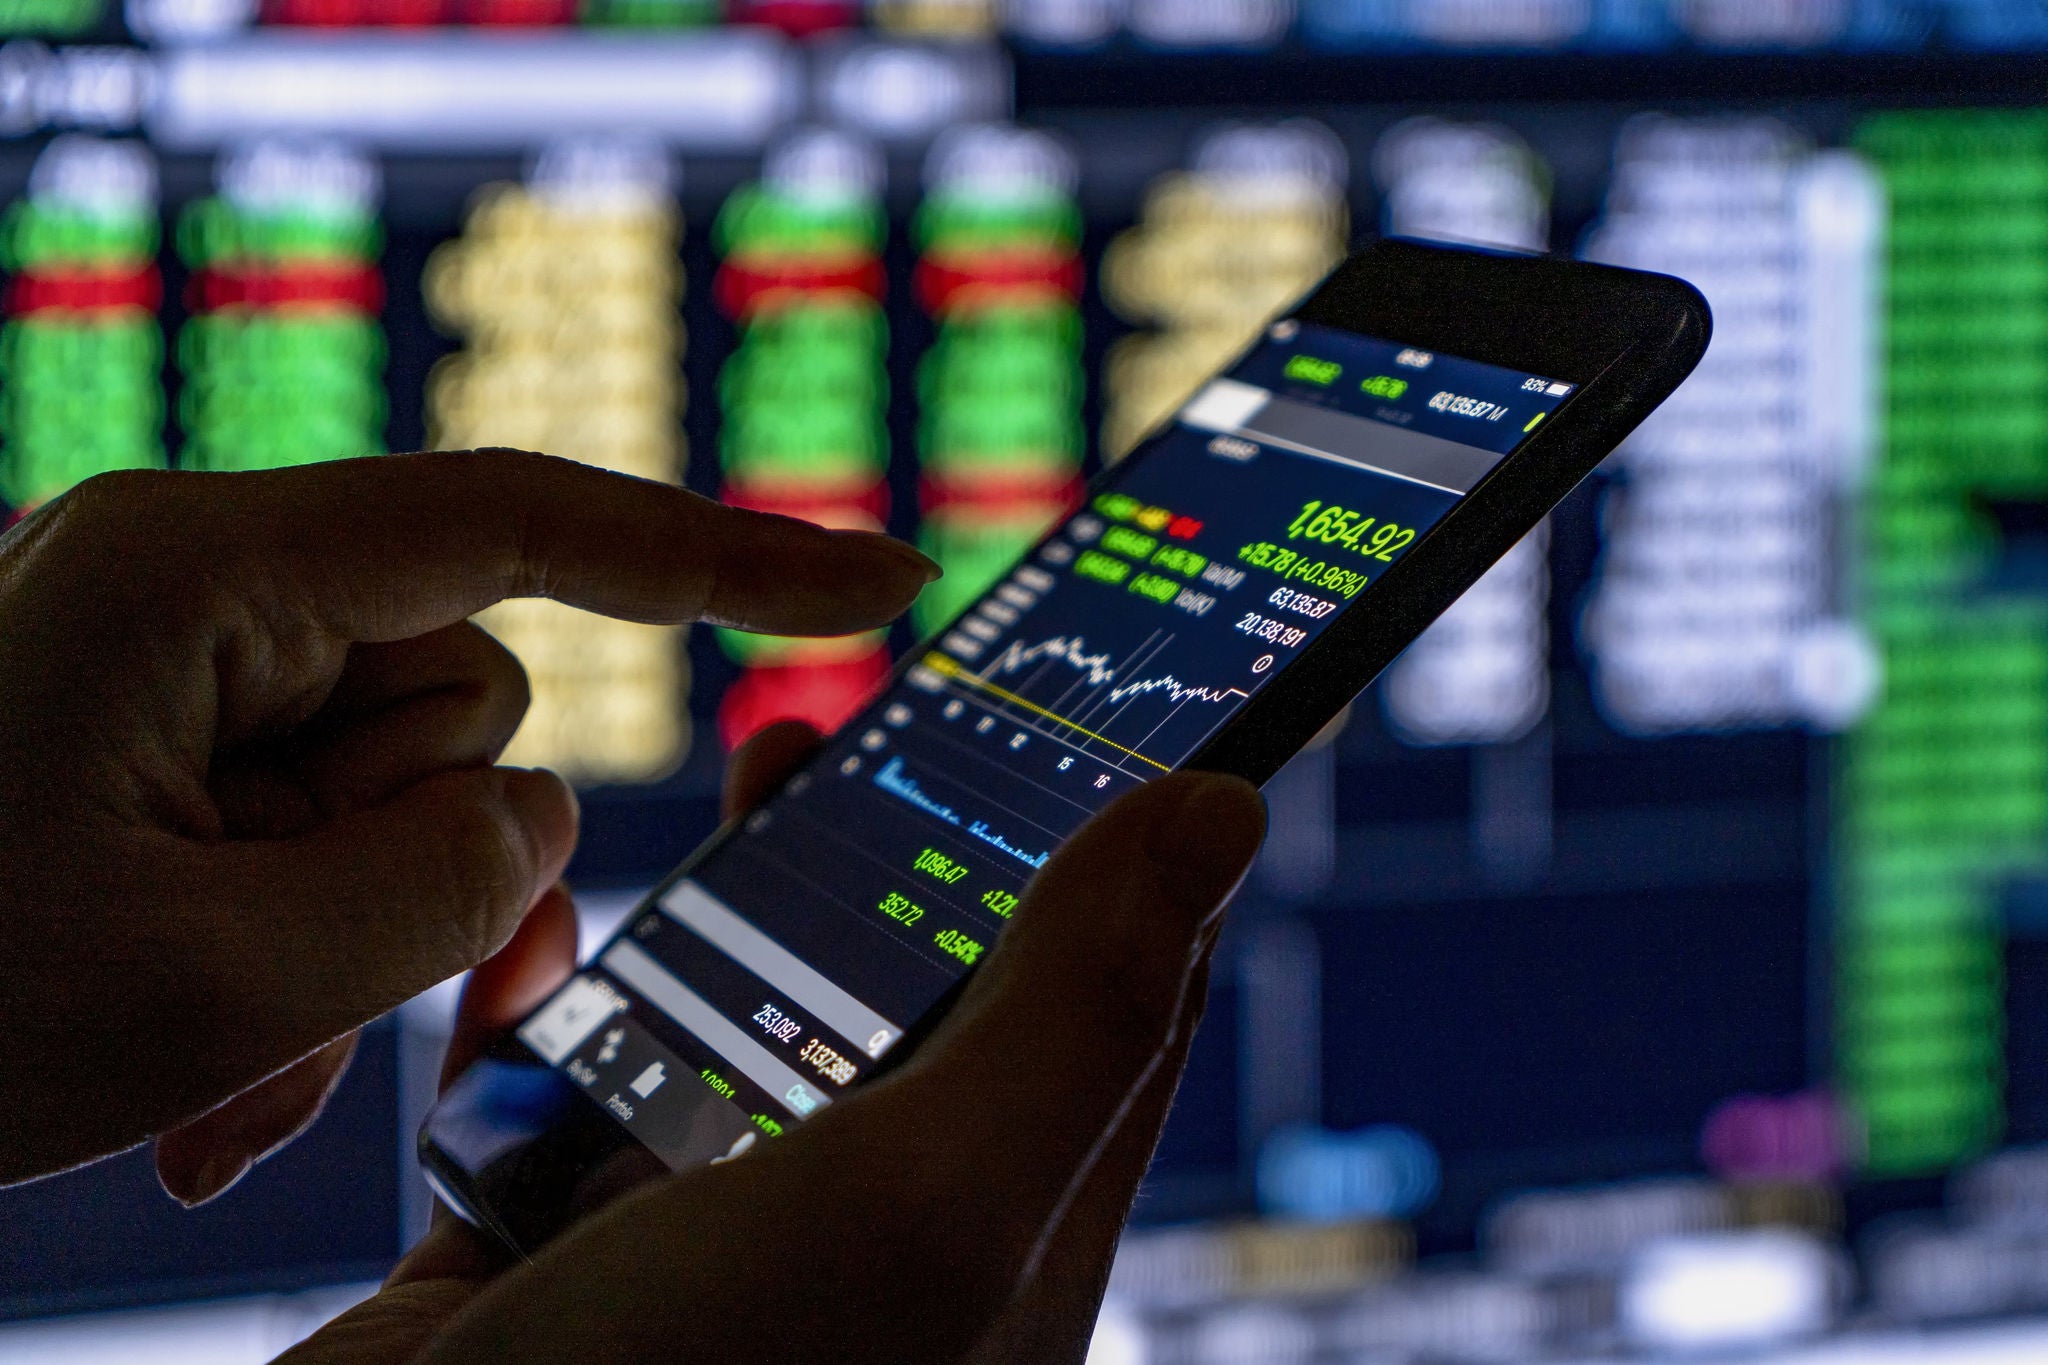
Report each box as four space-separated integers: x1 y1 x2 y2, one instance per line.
419 238 1710 1253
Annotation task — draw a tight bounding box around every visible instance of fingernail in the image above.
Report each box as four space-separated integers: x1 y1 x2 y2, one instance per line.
857 532 943 583
179 1153 252 1208
1144 772 1266 921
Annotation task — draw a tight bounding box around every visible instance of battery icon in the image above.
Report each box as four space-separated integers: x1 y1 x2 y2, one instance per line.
1545 381 1572 396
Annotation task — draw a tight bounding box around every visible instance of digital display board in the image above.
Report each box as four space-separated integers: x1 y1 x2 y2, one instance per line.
5 11 2048 1361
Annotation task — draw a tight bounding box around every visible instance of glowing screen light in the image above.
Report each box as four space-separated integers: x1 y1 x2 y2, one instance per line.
1618 1229 1843 1352
1321 0 1595 47
0 0 104 32
1125 0 1292 48
725 0 858 35
1837 109 2048 1175
1373 118 1553 747
177 140 385 473
713 128 892 750
1675 0 1853 47
425 137 691 783
579 0 715 26
1699 1090 1852 1184
0 136 164 512
1101 120 1348 463
869 0 996 36
1256 1122 1442 1221
912 124 1085 637
1580 116 1881 737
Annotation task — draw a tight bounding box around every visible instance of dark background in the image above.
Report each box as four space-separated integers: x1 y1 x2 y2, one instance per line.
2 9 2044 1338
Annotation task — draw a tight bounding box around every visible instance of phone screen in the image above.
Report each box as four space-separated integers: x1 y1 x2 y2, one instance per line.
504 320 1578 1170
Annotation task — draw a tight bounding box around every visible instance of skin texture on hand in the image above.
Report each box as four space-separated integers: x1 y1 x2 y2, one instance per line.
0 451 936 1193
275 724 1266 1365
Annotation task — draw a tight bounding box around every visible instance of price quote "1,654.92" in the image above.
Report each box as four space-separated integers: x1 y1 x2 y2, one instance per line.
1285 500 1415 561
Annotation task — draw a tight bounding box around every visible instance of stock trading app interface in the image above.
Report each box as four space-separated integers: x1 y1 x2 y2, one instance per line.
512 321 1576 1167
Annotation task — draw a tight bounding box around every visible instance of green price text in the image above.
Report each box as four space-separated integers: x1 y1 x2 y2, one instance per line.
934 929 985 965
1285 500 1416 562
879 891 925 926
913 847 970 885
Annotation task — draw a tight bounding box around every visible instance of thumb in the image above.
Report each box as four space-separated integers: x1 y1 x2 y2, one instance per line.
207 766 577 1086
893 770 1265 1286
405 771 1263 1365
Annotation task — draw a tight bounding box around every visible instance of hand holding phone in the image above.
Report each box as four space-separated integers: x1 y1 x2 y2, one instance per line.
422 241 1709 1262
279 740 1265 1365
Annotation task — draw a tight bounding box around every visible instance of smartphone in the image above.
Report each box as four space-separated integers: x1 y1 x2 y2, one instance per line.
420 238 1710 1252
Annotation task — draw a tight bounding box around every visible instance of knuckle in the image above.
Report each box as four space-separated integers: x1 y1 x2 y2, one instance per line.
63 466 164 522
419 446 558 602
36 471 215 623
43 470 175 565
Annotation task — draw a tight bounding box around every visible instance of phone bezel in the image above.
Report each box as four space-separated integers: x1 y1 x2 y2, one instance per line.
419 237 1711 1252
1190 238 1710 782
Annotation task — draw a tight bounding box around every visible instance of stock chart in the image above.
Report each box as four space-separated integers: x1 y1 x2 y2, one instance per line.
508 326 1574 1170
5 7 2048 1362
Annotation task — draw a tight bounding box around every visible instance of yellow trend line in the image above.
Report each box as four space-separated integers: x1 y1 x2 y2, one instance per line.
922 652 1172 773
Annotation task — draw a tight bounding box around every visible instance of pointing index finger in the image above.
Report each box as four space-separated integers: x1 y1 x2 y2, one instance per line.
205 450 937 643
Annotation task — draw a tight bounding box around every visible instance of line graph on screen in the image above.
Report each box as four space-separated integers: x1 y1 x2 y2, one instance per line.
923 629 1252 776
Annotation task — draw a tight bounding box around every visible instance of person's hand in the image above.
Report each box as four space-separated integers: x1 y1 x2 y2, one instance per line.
276 725 1265 1365
0 451 936 1197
